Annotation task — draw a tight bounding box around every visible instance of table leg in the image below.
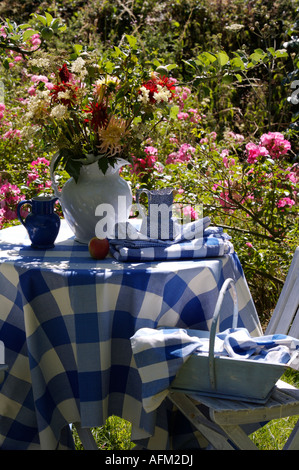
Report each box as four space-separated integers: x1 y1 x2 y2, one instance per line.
217 424 258 450
73 423 99 450
168 391 235 450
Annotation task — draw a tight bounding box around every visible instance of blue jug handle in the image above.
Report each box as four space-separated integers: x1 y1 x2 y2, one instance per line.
17 200 32 226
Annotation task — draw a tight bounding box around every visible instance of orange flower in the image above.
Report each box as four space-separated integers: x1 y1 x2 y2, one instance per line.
97 117 128 156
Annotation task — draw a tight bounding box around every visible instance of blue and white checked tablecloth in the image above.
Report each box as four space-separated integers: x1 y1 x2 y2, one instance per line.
0 220 262 450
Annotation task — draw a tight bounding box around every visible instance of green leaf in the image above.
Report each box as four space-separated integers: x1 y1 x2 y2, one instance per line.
222 73 234 84
22 29 39 41
274 49 288 58
2 58 10 70
254 48 265 56
73 44 83 55
230 56 245 70
5 19 14 32
34 14 47 26
198 52 217 65
250 50 266 63
151 58 162 67
169 105 179 120
203 52 217 63
50 18 62 30
9 35 21 42
18 23 32 30
267 47 276 56
65 158 82 182
125 35 137 48
182 59 196 70
165 64 178 72
97 158 109 175
217 51 229 66
104 61 115 74
133 116 142 125
113 46 127 59
45 12 54 27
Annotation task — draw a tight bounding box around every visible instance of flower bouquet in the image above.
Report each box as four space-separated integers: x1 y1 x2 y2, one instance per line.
22 37 178 180
18 36 180 242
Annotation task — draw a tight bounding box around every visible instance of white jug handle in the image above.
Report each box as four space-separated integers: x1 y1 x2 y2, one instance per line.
50 152 62 198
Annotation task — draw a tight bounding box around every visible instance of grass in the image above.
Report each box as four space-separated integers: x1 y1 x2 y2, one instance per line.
251 415 299 450
72 416 135 450
72 369 299 450
250 369 299 450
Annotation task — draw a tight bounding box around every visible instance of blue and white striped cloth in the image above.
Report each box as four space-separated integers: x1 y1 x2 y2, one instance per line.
109 217 234 261
131 327 299 412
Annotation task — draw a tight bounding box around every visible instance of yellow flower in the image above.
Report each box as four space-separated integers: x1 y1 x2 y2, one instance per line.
97 117 128 157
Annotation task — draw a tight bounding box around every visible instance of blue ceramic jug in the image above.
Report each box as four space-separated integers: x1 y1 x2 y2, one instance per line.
136 188 174 239
17 196 60 249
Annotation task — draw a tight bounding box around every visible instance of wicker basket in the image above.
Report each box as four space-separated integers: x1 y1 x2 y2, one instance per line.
171 278 299 403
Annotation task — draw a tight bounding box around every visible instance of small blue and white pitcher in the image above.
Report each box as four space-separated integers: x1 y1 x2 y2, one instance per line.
17 196 60 249
136 188 174 239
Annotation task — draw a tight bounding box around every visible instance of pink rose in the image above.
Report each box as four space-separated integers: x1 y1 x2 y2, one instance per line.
177 112 189 120
277 197 295 208
28 86 36 96
260 132 291 158
246 142 268 163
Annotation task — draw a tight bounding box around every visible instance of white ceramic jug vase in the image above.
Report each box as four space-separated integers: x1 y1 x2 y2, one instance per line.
50 153 132 244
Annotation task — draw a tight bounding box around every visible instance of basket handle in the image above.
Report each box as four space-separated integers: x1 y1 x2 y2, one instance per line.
208 278 238 390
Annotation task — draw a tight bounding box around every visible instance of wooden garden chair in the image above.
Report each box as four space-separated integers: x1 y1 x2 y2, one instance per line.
0 341 7 384
169 247 299 450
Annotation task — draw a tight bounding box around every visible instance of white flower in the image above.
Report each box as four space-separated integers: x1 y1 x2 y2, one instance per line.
29 57 51 68
25 89 51 119
71 57 85 72
94 75 120 99
57 90 71 100
153 85 171 103
225 23 244 32
71 57 88 79
50 104 69 119
95 75 119 87
138 86 150 104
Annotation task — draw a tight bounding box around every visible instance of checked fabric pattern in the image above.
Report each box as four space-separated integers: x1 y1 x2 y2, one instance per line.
0 222 262 450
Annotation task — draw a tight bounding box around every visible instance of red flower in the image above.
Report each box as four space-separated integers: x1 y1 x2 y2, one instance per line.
139 74 176 103
84 102 108 130
141 79 158 103
50 83 78 107
59 63 71 83
157 75 176 94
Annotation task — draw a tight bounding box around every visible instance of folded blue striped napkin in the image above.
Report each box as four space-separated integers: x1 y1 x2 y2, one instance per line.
109 217 234 261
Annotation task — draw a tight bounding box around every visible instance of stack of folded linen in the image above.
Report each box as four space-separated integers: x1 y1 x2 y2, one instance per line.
109 216 234 262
